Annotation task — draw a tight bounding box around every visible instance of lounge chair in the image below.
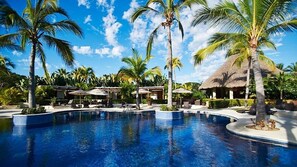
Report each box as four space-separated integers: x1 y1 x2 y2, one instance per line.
183 101 191 109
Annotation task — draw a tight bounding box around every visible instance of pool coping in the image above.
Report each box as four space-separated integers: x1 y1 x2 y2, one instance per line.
1 107 297 146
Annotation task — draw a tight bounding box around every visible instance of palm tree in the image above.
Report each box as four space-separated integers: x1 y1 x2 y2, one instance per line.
164 57 183 89
71 66 95 89
131 0 207 107
0 56 15 75
0 0 82 108
118 48 161 109
192 0 297 124
286 62 297 74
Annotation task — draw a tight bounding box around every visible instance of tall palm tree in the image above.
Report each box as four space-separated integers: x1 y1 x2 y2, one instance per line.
192 0 297 124
286 62 297 74
164 57 183 89
118 48 161 109
0 0 83 108
131 0 207 107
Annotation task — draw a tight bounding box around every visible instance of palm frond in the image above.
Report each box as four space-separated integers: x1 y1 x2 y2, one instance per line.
131 7 158 22
42 35 74 66
36 43 50 79
50 20 83 37
193 39 228 65
175 18 184 39
146 24 161 59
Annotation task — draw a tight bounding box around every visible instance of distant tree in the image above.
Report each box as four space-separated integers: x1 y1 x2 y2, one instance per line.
165 57 183 89
286 62 297 74
118 49 161 109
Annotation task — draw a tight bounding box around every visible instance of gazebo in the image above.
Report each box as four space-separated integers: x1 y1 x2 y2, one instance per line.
199 55 281 99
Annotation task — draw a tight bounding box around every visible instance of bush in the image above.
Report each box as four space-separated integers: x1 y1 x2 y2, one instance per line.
160 104 178 111
0 87 24 105
21 107 46 114
208 99 254 109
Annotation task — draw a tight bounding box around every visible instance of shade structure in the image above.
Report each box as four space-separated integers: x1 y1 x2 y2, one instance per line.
173 88 192 94
173 88 192 108
86 89 108 96
132 89 151 95
69 89 89 106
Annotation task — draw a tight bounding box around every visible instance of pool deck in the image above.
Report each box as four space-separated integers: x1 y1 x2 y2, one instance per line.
1 105 297 146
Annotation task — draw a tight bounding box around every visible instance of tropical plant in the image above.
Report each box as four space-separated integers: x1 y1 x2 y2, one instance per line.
164 57 183 89
192 0 297 124
0 0 83 108
51 68 70 86
286 62 297 74
131 0 207 107
118 48 161 109
0 87 23 105
0 56 15 75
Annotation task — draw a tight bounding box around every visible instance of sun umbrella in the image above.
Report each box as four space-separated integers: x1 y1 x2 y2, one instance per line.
86 89 108 96
173 88 192 94
173 88 192 108
69 89 89 106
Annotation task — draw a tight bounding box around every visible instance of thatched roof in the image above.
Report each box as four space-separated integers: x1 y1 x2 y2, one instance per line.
199 55 281 90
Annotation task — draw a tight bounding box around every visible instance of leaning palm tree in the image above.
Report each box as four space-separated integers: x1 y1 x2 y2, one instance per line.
0 0 83 108
192 0 297 124
131 0 207 107
118 48 161 109
164 57 183 89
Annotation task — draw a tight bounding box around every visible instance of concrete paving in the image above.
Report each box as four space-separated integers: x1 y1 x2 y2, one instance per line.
1 105 296 146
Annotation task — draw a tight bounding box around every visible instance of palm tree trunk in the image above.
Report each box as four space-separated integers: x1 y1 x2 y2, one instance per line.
251 48 266 124
167 25 173 108
244 57 252 107
28 43 37 108
174 69 176 90
136 83 140 109
280 90 283 100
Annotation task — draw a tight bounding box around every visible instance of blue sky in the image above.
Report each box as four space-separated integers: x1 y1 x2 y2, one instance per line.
1 0 297 83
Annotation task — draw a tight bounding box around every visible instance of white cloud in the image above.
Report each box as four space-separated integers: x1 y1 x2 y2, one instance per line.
17 58 51 71
73 46 93 55
78 0 90 9
12 50 22 56
84 15 92 24
99 1 125 57
103 8 122 46
122 0 139 20
95 47 110 56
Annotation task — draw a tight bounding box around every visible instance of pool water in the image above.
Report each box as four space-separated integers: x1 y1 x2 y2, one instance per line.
0 111 297 167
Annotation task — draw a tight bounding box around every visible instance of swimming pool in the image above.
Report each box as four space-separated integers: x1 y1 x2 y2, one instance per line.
0 111 296 166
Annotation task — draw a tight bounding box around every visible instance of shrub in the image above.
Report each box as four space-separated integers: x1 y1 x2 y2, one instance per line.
0 87 23 105
152 99 167 104
208 99 254 109
160 104 178 111
21 107 46 114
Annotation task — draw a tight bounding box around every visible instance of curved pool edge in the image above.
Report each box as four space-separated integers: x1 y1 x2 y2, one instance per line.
196 109 297 146
226 119 297 146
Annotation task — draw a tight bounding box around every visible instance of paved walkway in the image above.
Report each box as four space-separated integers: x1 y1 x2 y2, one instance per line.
1 105 296 145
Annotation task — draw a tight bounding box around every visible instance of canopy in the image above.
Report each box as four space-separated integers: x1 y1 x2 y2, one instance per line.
87 89 108 96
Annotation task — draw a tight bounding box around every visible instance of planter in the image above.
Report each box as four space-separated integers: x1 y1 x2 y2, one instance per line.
155 110 184 120
13 112 53 126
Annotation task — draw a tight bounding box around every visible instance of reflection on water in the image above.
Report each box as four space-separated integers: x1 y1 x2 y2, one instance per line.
0 111 297 167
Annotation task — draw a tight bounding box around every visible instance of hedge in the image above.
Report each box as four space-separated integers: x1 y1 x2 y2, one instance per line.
208 99 254 109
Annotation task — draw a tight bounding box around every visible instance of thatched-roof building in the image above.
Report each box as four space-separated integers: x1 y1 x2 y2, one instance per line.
199 55 280 99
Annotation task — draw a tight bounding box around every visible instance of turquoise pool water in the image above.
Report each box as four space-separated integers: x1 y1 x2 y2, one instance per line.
0 111 296 166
